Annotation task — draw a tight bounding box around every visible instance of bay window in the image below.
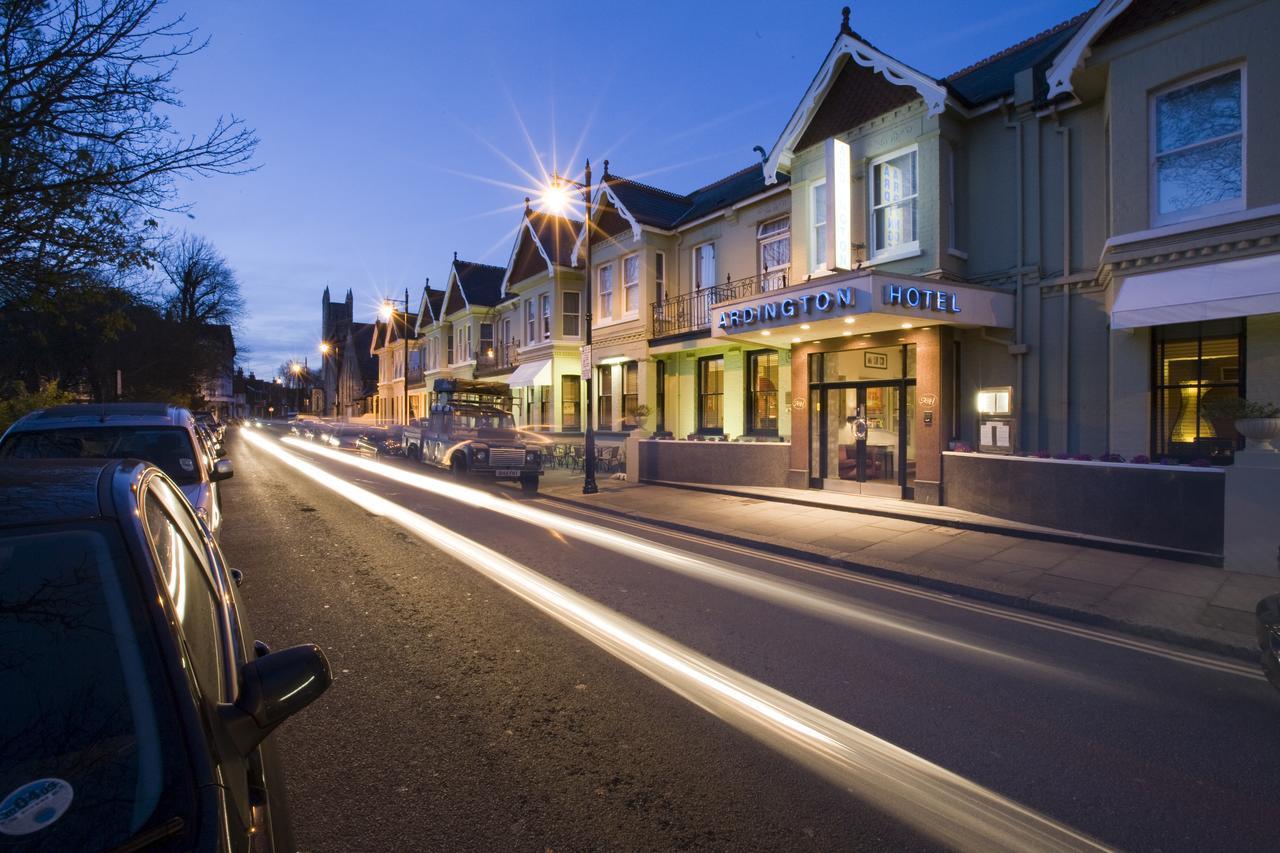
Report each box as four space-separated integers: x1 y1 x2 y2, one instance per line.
540 293 551 341
562 291 580 337
1151 67 1244 225
622 362 639 426
623 254 640 315
747 350 779 435
525 298 535 345
869 146 918 259
561 374 581 431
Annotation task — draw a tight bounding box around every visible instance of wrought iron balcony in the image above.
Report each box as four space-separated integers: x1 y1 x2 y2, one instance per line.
474 338 521 377
650 272 789 339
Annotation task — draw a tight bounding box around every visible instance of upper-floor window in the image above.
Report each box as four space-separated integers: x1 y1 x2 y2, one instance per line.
622 254 640 315
480 322 494 358
654 252 666 304
446 328 453 364
598 264 614 319
870 146 918 259
501 316 512 348
809 181 827 273
465 323 473 360
693 242 715 291
1151 67 1244 226
525 298 535 345
758 217 790 291
562 291 580 337
540 293 551 341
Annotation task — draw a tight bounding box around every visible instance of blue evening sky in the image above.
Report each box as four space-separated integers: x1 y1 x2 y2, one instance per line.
164 0 1092 375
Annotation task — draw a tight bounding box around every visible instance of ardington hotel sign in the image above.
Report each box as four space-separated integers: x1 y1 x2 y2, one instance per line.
717 287 854 329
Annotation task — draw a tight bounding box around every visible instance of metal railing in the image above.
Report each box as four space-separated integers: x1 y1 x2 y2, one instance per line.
474 338 521 376
650 272 789 339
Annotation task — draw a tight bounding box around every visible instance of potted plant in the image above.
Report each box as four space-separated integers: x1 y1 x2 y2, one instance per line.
1202 397 1280 452
623 403 651 432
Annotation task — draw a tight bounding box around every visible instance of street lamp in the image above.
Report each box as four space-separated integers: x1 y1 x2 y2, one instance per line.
319 342 333 417
544 165 597 495
382 289 411 427
290 361 304 415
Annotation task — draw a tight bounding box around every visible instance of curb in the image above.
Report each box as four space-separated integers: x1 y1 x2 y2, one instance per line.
645 480 1223 569
539 490 1258 664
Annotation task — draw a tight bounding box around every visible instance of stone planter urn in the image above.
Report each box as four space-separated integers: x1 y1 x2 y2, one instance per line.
1236 418 1280 452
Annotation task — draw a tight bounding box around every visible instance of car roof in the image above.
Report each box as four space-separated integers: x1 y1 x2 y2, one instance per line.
0 459 119 526
8 403 192 431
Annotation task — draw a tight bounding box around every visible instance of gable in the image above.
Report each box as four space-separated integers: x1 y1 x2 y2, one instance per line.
796 57 921 151
509 229 549 286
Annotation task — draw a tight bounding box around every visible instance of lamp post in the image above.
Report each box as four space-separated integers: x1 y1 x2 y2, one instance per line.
318 342 333 417
289 361 303 415
545 163 597 494
381 289 411 427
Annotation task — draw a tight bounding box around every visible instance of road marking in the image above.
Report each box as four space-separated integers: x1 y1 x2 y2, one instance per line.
548 503 1265 681
274 433 1262 683
243 428 1111 853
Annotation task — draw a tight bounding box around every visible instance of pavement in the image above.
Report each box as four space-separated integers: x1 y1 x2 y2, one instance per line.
539 470 1280 660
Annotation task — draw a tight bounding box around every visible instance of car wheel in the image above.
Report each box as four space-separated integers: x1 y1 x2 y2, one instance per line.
519 474 539 494
451 456 467 481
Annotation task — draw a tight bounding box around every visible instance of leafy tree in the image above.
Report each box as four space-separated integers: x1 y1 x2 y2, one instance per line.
0 0 258 303
0 379 75 431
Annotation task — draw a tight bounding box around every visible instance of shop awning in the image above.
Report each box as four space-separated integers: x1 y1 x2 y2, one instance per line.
508 358 552 387
1111 254 1280 330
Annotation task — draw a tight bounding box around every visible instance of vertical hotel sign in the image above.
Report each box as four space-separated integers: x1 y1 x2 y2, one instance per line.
825 137 851 271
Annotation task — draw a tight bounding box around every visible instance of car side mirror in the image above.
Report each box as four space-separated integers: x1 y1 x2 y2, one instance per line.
217 644 331 757
212 458 234 480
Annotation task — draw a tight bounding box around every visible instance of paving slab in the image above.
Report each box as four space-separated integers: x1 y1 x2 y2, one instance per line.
1129 565 1226 598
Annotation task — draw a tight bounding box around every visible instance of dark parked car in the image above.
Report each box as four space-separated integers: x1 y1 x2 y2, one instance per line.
0 459 330 851
1256 593 1280 691
353 426 403 458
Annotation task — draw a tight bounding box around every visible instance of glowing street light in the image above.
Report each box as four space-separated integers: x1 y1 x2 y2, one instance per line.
379 301 395 322
319 342 332 356
542 172 572 214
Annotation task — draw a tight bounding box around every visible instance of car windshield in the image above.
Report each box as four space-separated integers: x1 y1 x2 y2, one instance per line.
0 524 194 851
451 412 515 430
0 428 203 485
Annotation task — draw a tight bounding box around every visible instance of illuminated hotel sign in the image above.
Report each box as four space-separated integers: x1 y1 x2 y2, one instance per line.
884 283 961 314
826 138 852 271
718 287 854 329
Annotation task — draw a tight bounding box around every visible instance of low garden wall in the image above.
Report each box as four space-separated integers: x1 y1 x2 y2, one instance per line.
942 452 1225 554
638 439 791 487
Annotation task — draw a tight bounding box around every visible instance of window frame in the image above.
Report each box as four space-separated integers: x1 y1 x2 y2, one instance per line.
622 253 640 317
758 216 790 290
561 374 581 431
745 349 780 436
622 361 639 426
655 359 666 433
562 290 581 337
1150 320 1246 463
540 292 551 341
809 180 827 274
697 354 725 435
597 264 615 321
693 242 716 292
868 144 920 262
654 251 666 305
1149 64 1247 227
597 365 614 431
525 298 535 345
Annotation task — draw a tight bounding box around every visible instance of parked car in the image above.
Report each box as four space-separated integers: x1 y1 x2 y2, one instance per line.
1256 594 1280 691
323 424 364 451
0 458 330 851
353 426 404 458
0 403 232 535
406 379 545 492
194 411 225 442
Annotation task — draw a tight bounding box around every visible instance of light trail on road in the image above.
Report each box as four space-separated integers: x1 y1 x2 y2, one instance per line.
243 427 1110 852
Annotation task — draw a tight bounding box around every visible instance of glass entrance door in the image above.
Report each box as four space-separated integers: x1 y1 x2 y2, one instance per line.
818 382 913 497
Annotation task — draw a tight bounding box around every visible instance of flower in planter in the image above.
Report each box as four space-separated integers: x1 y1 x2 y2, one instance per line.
1034 450 1051 459
1099 453 1126 463
1053 452 1072 460
1187 458 1214 467
950 440 974 452
1130 454 1150 464
1072 453 1094 461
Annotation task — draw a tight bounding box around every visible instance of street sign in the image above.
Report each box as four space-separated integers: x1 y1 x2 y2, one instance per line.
580 344 591 375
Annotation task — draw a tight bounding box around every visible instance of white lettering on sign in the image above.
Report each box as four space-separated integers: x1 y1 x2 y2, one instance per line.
884 283 961 314
717 287 854 330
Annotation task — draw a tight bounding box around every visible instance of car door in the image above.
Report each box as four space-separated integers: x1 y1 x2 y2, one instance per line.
140 476 255 847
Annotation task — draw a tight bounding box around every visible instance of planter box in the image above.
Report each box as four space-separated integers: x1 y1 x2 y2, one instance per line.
942 452 1224 554
639 439 791 487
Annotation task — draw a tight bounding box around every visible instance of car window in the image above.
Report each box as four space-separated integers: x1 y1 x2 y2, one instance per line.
142 482 225 701
0 523 196 851
0 427 203 485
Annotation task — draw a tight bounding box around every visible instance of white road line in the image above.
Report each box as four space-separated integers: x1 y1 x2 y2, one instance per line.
243 428 1111 853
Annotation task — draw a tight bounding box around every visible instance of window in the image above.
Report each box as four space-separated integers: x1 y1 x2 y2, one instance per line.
597 366 613 430
562 291 580 337
870 146 918 258
1152 67 1244 225
465 324 473 361
655 359 666 432
480 322 494 358
654 252 666 305
623 254 640 315
758 217 790 291
561 374 581 431
698 355 724 433
693 243 715 291
538 384 551 429
501 317 512 350
810 181 827 272
538 293 550 341
525 298 535 345
1153 321 1243 463
622 362 639 426
747 350 779 434
143 483 223 698
598 264 614 320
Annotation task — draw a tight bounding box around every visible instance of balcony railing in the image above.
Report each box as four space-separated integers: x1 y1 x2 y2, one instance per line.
474 338 521 377
650 272 789 339
407 364 424 386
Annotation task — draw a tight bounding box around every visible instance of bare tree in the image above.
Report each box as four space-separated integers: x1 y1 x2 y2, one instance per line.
0 0 258 303
159 232 244 326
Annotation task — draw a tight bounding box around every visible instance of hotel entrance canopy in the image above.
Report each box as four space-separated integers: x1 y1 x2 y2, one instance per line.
709 271 1015 345
1110 254 1280 330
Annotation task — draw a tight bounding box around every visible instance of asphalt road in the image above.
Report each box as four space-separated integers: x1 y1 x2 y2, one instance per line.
219 426 1280 852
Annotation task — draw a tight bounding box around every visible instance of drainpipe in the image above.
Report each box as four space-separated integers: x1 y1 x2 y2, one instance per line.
1003 104 1028 447
1055 110 1072 453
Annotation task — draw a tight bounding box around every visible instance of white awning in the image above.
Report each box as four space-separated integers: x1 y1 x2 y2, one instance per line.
508 358 552 387
1112 254 1280 330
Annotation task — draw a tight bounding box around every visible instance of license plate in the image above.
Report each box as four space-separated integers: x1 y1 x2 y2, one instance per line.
495 469 521 478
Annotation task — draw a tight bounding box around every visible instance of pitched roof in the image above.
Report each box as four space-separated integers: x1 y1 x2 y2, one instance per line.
525 211 580 268
795 58 923 150
944 10 1090 107
596 165 790 233
386 312 418 344
679 166 789 225
1096 0 1212 45
454 260 506 307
